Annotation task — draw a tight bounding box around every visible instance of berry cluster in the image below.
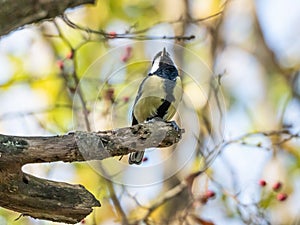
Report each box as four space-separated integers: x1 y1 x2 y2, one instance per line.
259 179 288 202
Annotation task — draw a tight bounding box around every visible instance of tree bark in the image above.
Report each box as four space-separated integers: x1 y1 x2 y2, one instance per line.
0 0 95 37
0 120 183 223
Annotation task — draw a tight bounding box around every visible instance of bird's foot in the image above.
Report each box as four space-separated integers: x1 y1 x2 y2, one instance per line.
146 118 183 133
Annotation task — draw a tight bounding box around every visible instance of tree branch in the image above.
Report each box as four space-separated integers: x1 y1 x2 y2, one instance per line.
0 171 100 224
0 120 182 165
0 120 183 223
0 0 95 37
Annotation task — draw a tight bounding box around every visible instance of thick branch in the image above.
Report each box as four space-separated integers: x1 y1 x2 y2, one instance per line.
0 0 95 37
0 120 182 165
0 120 183 223
0 171 100 224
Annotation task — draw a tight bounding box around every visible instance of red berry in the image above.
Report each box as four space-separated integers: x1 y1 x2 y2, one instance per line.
276 193 288 201
57 60 64 70
272 182 282 192
126 46 132 52
259 179 267 187
66 51 73 59
108 31 117 38
121 46 132 62
142 157 148 162
121 56 128 62
205 190 216 199
123 96 129 103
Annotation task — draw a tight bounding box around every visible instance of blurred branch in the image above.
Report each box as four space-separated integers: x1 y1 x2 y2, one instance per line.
252 8 292 77
97 166 129 225
0 120 183 223
135 181 189 224
0 0 95 37
291 71 300 101
61 10 222 38
62 14 197 41
53 19 91 131
129 11 223 35
225 129 300 147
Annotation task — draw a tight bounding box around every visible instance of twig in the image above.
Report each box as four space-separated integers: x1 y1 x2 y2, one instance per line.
97 166 129 225
61 13 223 41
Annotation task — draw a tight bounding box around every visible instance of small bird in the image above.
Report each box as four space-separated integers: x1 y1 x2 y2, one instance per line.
128 48 183 165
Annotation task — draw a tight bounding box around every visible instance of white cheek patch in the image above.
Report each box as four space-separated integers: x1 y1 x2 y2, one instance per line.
150 57 160 74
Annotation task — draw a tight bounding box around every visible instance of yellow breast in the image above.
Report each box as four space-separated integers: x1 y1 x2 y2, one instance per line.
133 75 182 123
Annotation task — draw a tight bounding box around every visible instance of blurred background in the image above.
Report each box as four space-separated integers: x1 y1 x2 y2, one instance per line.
0 0 300 224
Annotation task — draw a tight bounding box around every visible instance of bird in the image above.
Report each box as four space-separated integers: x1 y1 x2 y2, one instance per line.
128 47 183 165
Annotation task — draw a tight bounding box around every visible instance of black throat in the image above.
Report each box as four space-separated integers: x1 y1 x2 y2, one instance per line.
149 63 178 80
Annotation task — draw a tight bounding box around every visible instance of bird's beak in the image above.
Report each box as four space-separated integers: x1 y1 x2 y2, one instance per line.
161 47 166 57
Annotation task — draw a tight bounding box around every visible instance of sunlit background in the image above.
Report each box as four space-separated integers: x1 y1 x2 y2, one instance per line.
0 0 300 224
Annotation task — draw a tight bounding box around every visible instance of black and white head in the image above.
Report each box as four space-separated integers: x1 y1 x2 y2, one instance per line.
149 48 178 80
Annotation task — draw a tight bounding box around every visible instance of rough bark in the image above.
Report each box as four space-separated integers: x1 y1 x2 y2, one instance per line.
0 120 183 223
0 0 95 37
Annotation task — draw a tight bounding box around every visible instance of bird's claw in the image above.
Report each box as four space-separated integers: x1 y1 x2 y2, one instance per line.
146 118 182 133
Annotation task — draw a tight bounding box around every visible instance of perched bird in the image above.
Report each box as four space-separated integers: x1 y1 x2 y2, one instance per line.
128 48 183 165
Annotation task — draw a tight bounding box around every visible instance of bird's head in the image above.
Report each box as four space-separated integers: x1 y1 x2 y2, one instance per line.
149 48 178 80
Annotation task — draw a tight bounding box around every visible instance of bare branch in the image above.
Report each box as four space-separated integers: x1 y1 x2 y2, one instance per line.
61 14 196 41
0 120 182 165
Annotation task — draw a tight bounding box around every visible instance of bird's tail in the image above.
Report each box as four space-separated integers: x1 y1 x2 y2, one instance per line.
128 151 144 165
